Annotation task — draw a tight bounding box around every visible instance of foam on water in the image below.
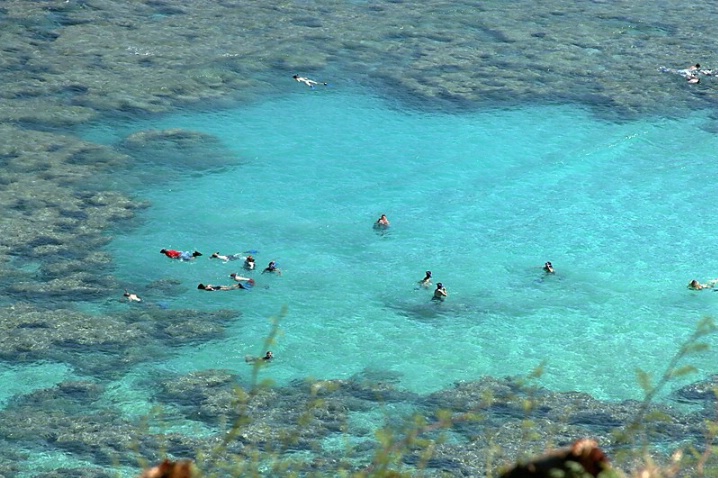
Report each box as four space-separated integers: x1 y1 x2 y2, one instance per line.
88 87 718 402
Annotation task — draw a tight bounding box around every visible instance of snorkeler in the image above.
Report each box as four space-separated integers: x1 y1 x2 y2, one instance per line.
161 249 203 261
293 74 327 88
245 351 274 363
688 279 706 290
658 63 713 84
543 261 555 273
244 255 256 270
688 279 718 290
229 273 255 286
197 282 249 291
418 271 432 288
123 290 142 302
210 252 243 262
262 261 282 275
432 283 448 301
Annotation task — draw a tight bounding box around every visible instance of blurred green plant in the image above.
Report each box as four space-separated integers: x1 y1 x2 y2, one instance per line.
137 314 718 478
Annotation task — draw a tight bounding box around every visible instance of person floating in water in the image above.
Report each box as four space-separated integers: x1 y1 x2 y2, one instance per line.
123 290 142 302
543 261 555 274
688 279 718 290
161 249 203 261
210 252 243 262
293 74 327 88
658 63 713 84
229 273 255 287
432 282 448 301
418 270 432 288
688 279 706 290
244 255 256 271
245 351 274 363
197 282 250 291
374 214 390 230
262 261 282 275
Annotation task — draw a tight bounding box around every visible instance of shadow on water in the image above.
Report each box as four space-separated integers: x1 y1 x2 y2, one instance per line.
384 296 479 323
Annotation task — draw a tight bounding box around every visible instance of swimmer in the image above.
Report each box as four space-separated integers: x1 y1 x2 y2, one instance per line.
659 64 711 83
543 261 555 274
374 214 390 229
262 261 282 275
161 249 203 261
244 255 256 271
293 74 327 88
123 290 142 302
229 273 255 287
418 270 432 288
688 64 716 75
210 252 243 262
432 282 448 301
684 64 705 83
688 279 718 290
197 283 247 291
245 351 274 363
688 279 705 290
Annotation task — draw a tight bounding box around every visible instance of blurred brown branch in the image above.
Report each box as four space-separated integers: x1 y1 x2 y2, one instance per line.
139 459 198 478
500 439 610 478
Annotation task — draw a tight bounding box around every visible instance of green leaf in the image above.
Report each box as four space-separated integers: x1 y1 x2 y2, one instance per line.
636 369 652 394
669 365 697 379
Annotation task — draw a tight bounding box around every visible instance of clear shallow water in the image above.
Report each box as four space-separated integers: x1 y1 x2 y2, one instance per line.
81 87 718 405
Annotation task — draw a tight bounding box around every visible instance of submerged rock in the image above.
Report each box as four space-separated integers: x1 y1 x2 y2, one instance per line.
119 128 240 173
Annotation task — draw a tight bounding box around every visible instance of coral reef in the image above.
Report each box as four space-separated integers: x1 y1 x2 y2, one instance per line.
0 371 713 476
1 0 717 475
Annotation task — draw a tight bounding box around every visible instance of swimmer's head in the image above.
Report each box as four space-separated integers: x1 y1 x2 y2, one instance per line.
160 249 167 254
193 251 203 257
437 283 443 288
211 252 220 258
426 271 432 277
230 273 237 278
197 283 205 289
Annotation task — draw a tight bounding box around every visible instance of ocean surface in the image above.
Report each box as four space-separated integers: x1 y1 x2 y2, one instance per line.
3 0 718 475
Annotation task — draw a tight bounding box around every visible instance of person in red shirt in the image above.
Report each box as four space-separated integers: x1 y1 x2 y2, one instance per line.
160 249 202 261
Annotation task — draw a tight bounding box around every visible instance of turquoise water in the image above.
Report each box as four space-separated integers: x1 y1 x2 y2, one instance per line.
81 86 718 404
5 1 718 475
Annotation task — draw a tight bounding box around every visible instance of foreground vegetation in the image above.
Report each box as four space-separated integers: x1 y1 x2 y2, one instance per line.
135 313 717 478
